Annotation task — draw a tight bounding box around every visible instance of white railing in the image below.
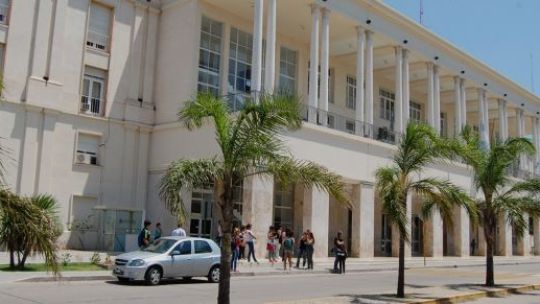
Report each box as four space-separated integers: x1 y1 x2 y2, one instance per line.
80 95 102 116
86 30 109 52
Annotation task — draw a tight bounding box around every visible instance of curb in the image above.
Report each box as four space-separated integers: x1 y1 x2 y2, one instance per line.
408 283 540 304
13 260 540 283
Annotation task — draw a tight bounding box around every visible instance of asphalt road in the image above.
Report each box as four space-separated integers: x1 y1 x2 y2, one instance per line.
1 264 540 304
466 290 540 304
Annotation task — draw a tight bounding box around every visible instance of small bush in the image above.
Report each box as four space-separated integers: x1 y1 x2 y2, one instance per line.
61 253 72 266
90 252 101 265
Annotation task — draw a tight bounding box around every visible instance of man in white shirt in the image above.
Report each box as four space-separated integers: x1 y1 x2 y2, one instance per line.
171 224 187 237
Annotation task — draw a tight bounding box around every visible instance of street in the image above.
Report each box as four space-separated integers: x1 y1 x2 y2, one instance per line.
1 263 540 304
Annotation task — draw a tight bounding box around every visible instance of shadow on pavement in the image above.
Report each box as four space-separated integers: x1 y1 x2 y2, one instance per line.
338 293 428 304
105 278 210 286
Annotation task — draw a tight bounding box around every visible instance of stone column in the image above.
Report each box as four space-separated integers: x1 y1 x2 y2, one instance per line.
351 182 375 258
460 78 467 126
365 31 374 131
319 8 330 126
355 27 365 135
433 65 441 134
425 210 444 258
394 47 403 134
498 99 508 141
454 77 462 136
496 215 512 256
402 49 410 127
303 187 330 258
242 175 274 258
452 205 470 256
251 0 264 99
308 5 320 123
517 213 531 256
392 193 412 257
534 217 540 255
516 109 526 171
533 118 540 175
426 63 435 128
264 0 277 93
477 225 487 256
478 88 490 147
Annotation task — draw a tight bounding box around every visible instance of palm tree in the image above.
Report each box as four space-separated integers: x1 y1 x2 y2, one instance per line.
375 122 476 298
159 93 348 304
0 191 60 274
449 126 540 286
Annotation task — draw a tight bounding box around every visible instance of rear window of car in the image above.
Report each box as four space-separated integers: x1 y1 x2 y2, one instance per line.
194 240 212 254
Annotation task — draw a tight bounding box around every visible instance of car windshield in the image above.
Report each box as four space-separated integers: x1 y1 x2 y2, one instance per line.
141 239 177 253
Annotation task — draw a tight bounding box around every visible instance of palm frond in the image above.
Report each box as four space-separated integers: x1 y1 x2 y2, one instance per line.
264 157 349 207
159 159 223 225
375 166 409 242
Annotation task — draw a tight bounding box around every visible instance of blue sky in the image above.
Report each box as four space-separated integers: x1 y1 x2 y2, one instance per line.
382 0 540 96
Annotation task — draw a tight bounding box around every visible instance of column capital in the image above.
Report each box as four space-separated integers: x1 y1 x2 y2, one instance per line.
453 75 461 83
310 3 321 14
426 61 434 69
356 25 366 35
394 45 402 54
321 7 331 15
402 48 409 59
365 30 374 40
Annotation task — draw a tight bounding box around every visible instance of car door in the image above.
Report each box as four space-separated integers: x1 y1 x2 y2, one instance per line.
169 240 192 277
191 240 214 276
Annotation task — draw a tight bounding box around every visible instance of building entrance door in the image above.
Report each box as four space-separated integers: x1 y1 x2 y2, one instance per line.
411 215 424 256
381 214 392 257
190 190 213 239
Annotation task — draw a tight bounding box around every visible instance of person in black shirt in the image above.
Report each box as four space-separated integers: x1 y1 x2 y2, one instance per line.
333 231 347 273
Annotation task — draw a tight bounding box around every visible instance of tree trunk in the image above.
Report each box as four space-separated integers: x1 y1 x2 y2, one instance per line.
484 221 495 286
9 248 14 269
397 234 406 298
20 249 30 269
217 178 233 304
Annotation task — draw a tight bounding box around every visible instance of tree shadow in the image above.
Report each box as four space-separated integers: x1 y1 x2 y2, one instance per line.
338 293 432 304
105 278 209 287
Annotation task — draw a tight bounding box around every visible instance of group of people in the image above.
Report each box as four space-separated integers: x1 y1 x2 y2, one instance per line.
138 220 187 248
265 226 316 270
230 224 258 272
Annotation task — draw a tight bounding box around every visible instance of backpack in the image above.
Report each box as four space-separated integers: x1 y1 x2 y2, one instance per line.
284 238 294 250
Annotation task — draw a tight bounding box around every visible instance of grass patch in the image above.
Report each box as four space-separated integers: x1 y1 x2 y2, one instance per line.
0 262 106 272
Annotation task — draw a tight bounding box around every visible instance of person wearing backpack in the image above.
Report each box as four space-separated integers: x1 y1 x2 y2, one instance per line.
282 229 295 270
138 220 152 248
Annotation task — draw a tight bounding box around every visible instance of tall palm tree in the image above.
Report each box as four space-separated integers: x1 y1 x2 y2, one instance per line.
449 126 540 286
159 93 348 304
375 122 476 298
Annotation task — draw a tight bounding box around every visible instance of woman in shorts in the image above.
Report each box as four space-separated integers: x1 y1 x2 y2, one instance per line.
282 229 295 270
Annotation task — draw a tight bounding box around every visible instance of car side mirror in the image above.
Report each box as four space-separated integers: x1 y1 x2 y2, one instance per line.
171 250 180 256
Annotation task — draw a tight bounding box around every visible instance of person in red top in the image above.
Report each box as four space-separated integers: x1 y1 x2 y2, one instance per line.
231 228 241 272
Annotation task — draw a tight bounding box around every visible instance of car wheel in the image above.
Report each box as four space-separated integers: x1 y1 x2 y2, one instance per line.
117 277 130 283
183 276 192 281
208 265 220 283
145 267 162 286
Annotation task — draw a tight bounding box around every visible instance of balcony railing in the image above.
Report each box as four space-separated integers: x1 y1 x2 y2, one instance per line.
80 95 102 116
300 104 401 145
86 30 109 52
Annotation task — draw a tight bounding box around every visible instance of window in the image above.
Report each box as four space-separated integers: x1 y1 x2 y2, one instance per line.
346 76 356 110
198 16 222 96
175 241 192 255
228 27 254 110
410 102 421 123
81 67 106 116
279 47 297 94
440 112 447 137
70 196 97 231
273 183 294 229
87 3 112 51
529 217 534 235
346 120 355 134
194 240 213 254
76 133 100 165
379 89 395 121
0 0 9 25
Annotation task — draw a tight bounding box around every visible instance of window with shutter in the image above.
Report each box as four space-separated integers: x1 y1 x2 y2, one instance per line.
76 134 100 165
0 0 9 25
87 3 112 51
81 67 106 116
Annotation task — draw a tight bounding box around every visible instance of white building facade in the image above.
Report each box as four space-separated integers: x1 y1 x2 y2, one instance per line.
1 0 540 257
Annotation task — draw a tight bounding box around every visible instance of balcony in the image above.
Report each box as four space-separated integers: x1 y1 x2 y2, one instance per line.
80 95 103 117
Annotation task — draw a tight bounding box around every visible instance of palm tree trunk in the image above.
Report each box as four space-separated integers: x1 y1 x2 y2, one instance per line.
9 248 14 269
397 234 406 298
217 179 233 304
484 221 495 286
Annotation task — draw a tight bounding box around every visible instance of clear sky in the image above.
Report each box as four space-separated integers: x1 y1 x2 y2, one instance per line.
382 0 540 96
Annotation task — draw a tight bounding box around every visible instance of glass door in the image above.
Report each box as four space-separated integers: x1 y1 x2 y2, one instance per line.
411 215 424 256
190 190 214 239
381 214 392 257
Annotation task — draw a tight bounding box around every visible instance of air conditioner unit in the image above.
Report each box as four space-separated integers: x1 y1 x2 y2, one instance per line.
76 153 98 165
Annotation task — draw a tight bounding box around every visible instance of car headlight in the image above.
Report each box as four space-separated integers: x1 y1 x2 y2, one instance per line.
128 259 146 266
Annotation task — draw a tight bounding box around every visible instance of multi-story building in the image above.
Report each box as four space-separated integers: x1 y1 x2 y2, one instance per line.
0 0 539 258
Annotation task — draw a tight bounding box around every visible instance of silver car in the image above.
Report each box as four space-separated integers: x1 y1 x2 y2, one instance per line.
112 236 221 285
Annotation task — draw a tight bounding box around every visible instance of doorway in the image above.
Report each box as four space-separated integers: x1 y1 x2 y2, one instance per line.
190 190 214 239
380 214 392 256
411 215 424 256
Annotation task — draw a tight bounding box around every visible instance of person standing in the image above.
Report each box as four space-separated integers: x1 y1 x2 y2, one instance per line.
153 222 162 240
244 224 258 264
171 224 187 237
333 231 347 274
239 226 246 260
138 220 152 248
231 228 241 272
305 231 315 270
267 226 278 265
295 232 307 269
216 220 223 246
282 229 295 270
